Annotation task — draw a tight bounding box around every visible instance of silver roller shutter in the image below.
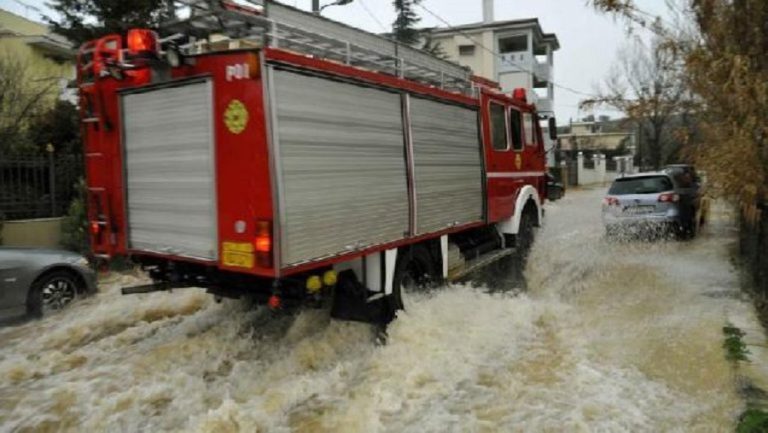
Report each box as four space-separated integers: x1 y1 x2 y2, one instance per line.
272 69 409 266
122 80 217 260
409 97 483 235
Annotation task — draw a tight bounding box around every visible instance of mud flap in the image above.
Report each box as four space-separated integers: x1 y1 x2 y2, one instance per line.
331 270 394 324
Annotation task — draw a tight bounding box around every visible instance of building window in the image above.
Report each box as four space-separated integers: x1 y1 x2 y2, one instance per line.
499 35 528 53
490 103 508 151
458 44 475 56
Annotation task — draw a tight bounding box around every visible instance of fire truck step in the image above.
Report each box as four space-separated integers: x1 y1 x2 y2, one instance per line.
121 282 192 295
447 248 517 282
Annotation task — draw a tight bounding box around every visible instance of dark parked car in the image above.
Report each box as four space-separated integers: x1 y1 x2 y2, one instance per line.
547 173 565 201
602 171 705 238
0 248 97 321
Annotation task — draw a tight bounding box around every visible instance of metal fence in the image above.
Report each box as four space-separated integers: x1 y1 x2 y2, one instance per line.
606 158 618 171
741 198 768 296
583 158 596 170
0 155 84 220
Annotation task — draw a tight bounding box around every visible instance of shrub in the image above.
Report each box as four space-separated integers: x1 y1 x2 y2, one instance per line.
60 178 89 254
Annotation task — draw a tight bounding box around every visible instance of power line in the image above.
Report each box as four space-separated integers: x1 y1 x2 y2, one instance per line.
416 2 597 99
12 0 43 14
357 0 388 33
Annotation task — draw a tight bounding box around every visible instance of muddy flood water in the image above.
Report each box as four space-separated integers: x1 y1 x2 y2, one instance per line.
0 187 763 432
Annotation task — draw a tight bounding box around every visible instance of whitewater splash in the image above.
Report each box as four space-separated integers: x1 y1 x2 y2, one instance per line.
0 189 757 432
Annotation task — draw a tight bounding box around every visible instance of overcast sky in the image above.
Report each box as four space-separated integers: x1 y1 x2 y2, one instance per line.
5 0 669 123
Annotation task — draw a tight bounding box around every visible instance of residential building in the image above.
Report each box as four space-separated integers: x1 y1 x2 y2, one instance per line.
426 0 559 114
0 8 76 104
558 118 636 155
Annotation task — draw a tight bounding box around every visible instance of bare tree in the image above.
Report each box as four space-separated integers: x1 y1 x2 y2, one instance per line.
0 51 58 154
583 37 692 169
591 0 768 199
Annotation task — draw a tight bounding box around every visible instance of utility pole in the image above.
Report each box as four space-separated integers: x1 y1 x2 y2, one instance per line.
312 0 320 14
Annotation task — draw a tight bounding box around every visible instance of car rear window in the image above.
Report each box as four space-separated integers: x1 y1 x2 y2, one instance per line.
609 176 673 195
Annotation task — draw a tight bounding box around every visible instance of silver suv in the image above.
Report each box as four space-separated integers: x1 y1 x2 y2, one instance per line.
602 171 702 238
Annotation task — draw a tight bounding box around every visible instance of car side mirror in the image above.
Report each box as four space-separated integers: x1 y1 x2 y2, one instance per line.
548 117 557 140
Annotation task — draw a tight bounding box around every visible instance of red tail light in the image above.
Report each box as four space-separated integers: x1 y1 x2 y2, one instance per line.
603 196 620 206
254 220 273 267
658 193 680 203
267 294 281 309
90 221 101 235
127 29 158 55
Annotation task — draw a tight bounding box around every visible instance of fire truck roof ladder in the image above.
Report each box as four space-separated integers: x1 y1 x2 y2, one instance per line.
164 0 474 95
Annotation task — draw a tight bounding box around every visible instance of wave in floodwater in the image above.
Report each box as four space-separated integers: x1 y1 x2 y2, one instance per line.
0 188 754 432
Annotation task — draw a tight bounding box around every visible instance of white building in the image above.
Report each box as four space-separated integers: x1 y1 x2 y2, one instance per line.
426 1 559 114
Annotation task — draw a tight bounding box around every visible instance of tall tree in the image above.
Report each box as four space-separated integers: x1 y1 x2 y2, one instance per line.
392 0 445 58
392 0 422 45
46 0 168 46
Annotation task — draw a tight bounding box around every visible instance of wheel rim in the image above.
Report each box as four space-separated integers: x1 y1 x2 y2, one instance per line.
41 277 77 313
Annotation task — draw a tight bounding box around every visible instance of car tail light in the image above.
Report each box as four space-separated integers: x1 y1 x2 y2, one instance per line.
603 196 620 206
658 193 680 203
127 29 158 55
254 220 273 267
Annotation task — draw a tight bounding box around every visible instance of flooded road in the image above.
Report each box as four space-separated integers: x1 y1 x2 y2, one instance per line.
0 187 761 432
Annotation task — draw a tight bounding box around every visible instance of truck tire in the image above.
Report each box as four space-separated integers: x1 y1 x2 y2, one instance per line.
391 245 437 314
516 206 537 261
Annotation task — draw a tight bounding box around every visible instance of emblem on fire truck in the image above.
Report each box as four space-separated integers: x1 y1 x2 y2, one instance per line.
224 99 249 134
515 153 522 170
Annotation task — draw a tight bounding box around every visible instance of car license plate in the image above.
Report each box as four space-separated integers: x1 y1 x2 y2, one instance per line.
624 205 655 215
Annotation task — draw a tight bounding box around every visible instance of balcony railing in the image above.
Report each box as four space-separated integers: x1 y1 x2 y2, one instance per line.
498 51 551 82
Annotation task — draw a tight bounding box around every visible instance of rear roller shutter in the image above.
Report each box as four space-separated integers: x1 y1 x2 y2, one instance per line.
121 80 218 260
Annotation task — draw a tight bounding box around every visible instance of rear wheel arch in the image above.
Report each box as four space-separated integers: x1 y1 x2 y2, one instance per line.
32 266 88 295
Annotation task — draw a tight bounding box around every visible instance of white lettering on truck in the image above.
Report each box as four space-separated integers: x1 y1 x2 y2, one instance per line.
226 63 250 81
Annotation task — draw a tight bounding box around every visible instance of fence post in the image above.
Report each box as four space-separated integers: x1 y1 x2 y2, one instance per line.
46 144 56 216
577 152 584 185
596 153 606 185
560 161 568 191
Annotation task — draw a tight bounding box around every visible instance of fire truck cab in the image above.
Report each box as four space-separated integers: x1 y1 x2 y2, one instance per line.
78 0 556 323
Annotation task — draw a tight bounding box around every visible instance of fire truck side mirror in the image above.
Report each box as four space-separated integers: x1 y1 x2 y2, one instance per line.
548 117 557 140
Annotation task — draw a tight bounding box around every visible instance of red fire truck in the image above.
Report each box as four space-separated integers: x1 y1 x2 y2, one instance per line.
78 0 556 323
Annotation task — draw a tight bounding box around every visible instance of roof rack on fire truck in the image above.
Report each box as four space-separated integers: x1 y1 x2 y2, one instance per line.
163 0 476 94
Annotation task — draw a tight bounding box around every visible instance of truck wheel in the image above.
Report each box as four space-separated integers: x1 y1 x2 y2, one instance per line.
391 245 437 314
516 208 536 261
